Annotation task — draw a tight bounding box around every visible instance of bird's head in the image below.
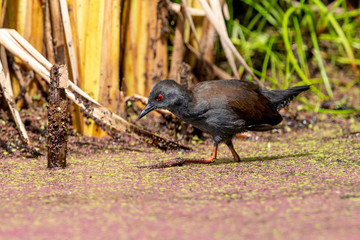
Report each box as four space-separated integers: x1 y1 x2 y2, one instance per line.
138 80 188 120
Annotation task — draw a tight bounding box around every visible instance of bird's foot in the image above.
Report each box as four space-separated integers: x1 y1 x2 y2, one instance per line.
227 143 241 162
184 146 217 164
230 150 241 162
233 155 241 162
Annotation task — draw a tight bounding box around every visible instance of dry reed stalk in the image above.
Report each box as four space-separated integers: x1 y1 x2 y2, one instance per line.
5 0 44 107
59 0 83 133
59 0 80 86
95 0 122 136
29 0 43 51
146 0 168 93
190 15 218 82
123 0 168 96
81 0 104 103
199 17 216 63
44 0 55 64
78 0 103 136
169 9 185 81
0 29 191 151
209 0 238 79
0 46 30 148
10 59 33 106
181 0 200 49
168 2 205 16
197 0 263 87
98 0 121 114
71 0 87 78
180 0 204 72
122 0 141 96
5 0 28 105
0 0 6 27
49 0 65 64
72 0 122 137
65 0 86 134
185 43 232 80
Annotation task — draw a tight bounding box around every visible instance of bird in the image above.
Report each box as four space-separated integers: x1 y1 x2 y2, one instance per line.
138 79 310 167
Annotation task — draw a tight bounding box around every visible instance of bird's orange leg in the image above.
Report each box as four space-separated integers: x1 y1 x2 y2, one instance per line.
185 145 218 163
226 141 241 162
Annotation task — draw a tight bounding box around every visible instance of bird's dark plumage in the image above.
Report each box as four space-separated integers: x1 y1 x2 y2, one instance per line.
139 79 310 164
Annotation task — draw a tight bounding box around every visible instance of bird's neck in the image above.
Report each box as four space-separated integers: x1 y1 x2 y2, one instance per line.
170 93 206 124
167 89 196 120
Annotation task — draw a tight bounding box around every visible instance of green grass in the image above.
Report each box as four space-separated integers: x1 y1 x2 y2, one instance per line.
166 0 360 113
222 0 360 104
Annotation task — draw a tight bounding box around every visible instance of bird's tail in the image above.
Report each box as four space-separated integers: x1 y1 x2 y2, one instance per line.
261 85 310 111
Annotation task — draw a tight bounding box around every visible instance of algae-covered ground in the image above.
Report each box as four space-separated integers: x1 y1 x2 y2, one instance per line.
1 112 360 240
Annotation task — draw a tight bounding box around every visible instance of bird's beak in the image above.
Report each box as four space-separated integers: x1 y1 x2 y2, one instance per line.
138 103 155 120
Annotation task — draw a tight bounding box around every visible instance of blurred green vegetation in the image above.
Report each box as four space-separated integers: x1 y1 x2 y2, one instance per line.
223 0 359 103
169 0 360 114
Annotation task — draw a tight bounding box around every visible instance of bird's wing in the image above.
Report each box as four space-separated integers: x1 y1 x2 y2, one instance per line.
226 81 282 126
192 80 282 126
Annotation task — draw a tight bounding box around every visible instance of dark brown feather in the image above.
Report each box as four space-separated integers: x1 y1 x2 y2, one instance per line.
191 79 282 127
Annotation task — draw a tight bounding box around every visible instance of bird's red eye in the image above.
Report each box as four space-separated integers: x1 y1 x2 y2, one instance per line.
156 94 163 101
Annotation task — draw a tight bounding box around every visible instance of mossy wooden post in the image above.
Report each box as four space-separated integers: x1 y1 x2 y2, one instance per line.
47 65 68 169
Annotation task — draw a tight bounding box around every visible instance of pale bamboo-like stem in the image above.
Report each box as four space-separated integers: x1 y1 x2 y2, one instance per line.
222 1 230 20
185 43 232 80
199 16 217 64
169 2 205 16
168 9 184 81
44 0 55 64
181 0 200 49
59 0 80 86
147 0 168 91
209 0 238 79
196 0 263 86
11 59 33 105
0 29 190 151
49 0 65 63
0 46 30 146
0 0 6 27
1 31 50 80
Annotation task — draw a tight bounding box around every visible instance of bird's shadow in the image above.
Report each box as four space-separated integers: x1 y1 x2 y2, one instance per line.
210 152 312 165
137 152 312 169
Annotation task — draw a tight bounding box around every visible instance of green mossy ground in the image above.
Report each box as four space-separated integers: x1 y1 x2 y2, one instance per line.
1 114 360 239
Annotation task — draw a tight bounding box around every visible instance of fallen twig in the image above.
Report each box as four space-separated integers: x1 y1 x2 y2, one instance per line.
125 94 174 118
0 46 41 156
168 2 205 16
9 57 34 105
0 29 191 151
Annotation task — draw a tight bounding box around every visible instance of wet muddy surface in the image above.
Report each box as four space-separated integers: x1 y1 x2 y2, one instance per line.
1 105 360 239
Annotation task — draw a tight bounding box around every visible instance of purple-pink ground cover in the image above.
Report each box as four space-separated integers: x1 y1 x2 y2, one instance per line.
1 119 360 240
